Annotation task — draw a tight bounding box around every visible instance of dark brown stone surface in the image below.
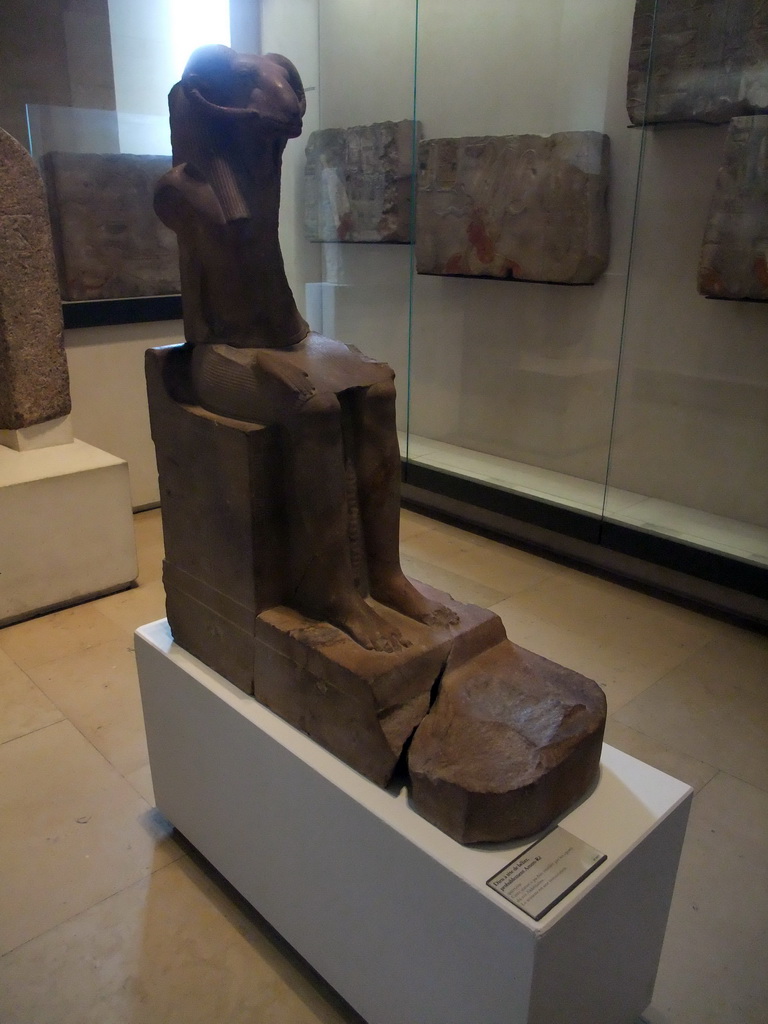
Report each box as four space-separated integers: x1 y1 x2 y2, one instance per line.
408 638 606 844
0 128 70 430
304 120 422 242
41 152 180 300
699 115 768 301
627 0 768 126
416 132 610 285
251 587 494 786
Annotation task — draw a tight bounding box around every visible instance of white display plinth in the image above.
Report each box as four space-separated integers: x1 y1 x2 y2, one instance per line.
136 620 692 1024
0 439 137 625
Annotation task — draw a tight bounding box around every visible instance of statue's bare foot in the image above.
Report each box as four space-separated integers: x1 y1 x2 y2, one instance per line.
326 594 411 653
370 571 460 628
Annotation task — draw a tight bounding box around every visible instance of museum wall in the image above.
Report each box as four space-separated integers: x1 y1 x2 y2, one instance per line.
0 0 115 149
607 125 768 527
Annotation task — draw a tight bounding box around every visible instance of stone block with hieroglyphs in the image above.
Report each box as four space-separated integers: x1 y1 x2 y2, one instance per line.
41 151 180 300
304 120 422 243
699 115 768 301
627 0 768 126
416 132 610 285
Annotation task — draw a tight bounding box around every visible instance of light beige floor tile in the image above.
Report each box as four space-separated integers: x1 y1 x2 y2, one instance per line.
93 579 167 634
398 508 436 541
0 645 17 674
0 855 363 1024
0 603 125 672
133 509 165 585
489 600 684 713
0 664 64 746
401 554 509 608
125 762 155 805
603 720 717 794
26 639 149 777
400 527 563 596
508 569 719 652
0 721 181 955
643 772 768 1024
615 628 768 793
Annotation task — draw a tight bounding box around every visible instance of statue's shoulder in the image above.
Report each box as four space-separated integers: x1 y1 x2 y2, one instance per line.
154 163 226 227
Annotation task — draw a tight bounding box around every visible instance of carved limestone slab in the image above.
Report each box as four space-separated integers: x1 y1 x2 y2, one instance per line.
304 119 422 242
0 129 70 430
627 0 768 126
40 152 180 300
699 115 768 301
416 132 610 285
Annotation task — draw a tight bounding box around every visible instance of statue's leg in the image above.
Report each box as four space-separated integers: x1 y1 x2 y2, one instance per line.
351 381 458 626
283 390 408 653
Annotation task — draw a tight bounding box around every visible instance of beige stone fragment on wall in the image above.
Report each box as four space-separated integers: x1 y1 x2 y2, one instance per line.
699 115 768 301
0 129 70 430
304 119 422 243
416 132 610 285
627 0 768 126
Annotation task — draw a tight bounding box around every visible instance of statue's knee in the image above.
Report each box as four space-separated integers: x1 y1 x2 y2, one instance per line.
364 379 396 409
287 390 341 440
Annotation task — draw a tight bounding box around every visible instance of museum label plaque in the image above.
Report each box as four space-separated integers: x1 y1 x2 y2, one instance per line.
487 827 606 920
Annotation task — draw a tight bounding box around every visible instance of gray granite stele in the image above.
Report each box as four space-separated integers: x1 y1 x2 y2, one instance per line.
699 115 768 301
0 128 70 430
304 119 422 243
416 132 610 285
40 151 180 300
627 0 768 126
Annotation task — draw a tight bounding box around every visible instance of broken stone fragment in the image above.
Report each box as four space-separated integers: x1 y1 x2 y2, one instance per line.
0 129 70 430
251 586 497 787
408 638 606 844
627 0 768 126
416 132 610 284
304 119 423 243
698 115 768 301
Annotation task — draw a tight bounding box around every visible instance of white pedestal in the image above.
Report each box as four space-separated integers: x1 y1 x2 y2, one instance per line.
0 439 138 625
136 620 692 1024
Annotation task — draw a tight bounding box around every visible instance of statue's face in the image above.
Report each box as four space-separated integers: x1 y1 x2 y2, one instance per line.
183 48 306 138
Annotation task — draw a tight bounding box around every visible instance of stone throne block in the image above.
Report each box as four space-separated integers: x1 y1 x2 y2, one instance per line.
146 344 503 787
147 344 606 832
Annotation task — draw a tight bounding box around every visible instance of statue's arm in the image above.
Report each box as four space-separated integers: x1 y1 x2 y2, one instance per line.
154 164 226 229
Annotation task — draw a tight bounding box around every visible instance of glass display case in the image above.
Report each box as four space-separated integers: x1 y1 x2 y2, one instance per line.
260 0 767 622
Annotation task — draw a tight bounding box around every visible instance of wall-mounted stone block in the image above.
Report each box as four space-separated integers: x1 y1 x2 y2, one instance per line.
416 132 610 285
304 120 422 243
627 0 768 126
41 152 180 300
699 115 768 301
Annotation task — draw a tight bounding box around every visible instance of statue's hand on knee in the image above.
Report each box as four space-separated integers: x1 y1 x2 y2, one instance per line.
254 349 316 402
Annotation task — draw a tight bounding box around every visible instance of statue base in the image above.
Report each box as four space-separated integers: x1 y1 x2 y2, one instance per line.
135 617 692 1024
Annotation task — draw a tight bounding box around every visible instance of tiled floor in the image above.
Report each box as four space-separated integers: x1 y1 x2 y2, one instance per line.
1 507 767 1023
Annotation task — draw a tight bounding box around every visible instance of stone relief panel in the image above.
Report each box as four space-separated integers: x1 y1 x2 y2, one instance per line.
627 0 768 126
0 129 70 429
40 152 180 300
304 119 422 243
416 132 610 285
699 115 768 301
